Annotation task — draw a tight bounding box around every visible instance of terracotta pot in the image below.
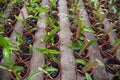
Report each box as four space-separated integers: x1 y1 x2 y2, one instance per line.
47 46 61 62
96 31 110 45
88 13 99 24
73 49 90 60
23 32 35 45
47 33 60 47
26 17 38 25
0 2 7 10
45 62 61 80
10 7 20 16
105 59 120 75
92 22 104 33
10 61 30 80
71 32 86 43
70 22 77 33
99 43 116 58
85 5 93 15
0 47 3 62
3 23 14 37
13 2 24 9
23 20 37 35
8 15 17 26
75 60 94 76
15 45 32 62
107 12 116 22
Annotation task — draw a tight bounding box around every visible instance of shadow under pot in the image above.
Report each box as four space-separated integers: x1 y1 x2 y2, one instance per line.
47 33 60 47
23 32 34 45
46 46 61 62
73 49 90 60
0 2 7 10
75 60 94 76
99 43 116 58
105 59 120 75
23 20 37 35
0 47 3 62
10 7 20 16
88 13 99 24
96 31 110 45
8 15 17 26
10 61 30 80
71 32 86 43
70 21 77 33
15 45 32 62
2 23 14 37
45 62 61 80
92 22 104 33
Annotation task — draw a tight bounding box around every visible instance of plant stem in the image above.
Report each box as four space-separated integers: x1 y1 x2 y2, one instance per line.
79 39 88 55
38 67 53 79
21 11 27 28
82 59 100 72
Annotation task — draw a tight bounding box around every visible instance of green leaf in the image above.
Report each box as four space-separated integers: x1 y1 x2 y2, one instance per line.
115 38 120 44
43 27 60 42
45 66 58 72
27 71 42 80
87 39 97 48
0 63 11 70
83 26 95 33
85 72 93 80
13 66 23 72
74 59 87 65
30 45 33 54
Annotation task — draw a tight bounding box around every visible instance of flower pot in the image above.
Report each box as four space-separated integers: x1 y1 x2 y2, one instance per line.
45 62 61 80
26 17 38 25
13 2 24 9
107 12 116 22
47 33 60 47
0 47 3 62
0 2 7 10
48 45 61 61
84 5 93 15
99 43 116 58
71 32 86 43
15 45 32 62
45 25 52 32
70 22 77 33
23 32 35 46
88 13 99 24
10 7 20 16
23 20 37 35
10 61 30 80
75 60 94 76
8 15 17 26
2 23 14 37
73 49 90 60
92 22 104 33
105 59 120 75
96 31 110 45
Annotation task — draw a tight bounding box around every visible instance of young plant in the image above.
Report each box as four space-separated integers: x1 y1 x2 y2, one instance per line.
28 63 58 80
0 36 23 80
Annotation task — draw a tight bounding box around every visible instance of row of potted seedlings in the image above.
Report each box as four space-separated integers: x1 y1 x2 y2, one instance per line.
67 0 100 80
0 0 43 80
84 0 120 80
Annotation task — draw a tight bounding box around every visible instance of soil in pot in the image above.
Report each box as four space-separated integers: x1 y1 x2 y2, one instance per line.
26 17 38 25
76 63 94 76
73 49 90 59
10 61 30 80
23 32 34 45
3 23 13 37
0 2 7 10
70 22 77 33
100 43 116 58
45 62 61 80
10 7 20 16
16 45 32 61
105 59 120 75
